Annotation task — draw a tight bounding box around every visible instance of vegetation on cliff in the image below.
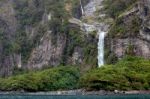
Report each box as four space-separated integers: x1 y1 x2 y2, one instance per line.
1 0 81 64
103 0 137 19
80 56 150 91
103 0 140 38
13 0 97 67
103 0 144 65
0 56 150 92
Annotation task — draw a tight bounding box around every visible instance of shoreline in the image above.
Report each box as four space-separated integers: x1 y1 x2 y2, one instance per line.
0 90 150 95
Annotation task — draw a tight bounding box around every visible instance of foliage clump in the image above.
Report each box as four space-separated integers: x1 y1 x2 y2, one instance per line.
80 56 150 91
0 66 80 92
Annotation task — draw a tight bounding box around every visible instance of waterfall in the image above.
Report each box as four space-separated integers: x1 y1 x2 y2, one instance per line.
80 0 84 15
80 0 107 67
17 53 22 68
48 13 52 21
98 30 105 67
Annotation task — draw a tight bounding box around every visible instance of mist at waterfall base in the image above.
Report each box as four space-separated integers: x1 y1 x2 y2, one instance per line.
0 94 150 99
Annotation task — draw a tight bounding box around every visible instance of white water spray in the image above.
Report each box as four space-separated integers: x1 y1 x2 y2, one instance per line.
98 30 105 67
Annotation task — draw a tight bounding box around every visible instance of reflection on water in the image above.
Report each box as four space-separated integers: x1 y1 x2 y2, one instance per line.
0 94 150 99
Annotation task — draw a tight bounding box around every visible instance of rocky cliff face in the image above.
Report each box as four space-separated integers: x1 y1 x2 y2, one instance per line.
0 0 19 76
0 0 149 77
0 0 98 76
105 0 150 63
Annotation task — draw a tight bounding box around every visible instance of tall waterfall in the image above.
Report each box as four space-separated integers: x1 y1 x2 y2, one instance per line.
83 25 106 67
80 0 84 15
98 30 105 67
80 0 107 67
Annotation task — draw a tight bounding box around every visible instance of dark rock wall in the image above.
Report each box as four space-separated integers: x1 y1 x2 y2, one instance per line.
105 0 150 64
0 0 98 76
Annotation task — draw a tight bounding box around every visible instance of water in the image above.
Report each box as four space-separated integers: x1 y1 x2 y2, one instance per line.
0 94 150 99
48 13 52 21
80 0 84 15
83 23 105 67
98 31 105 67
81 0 107 67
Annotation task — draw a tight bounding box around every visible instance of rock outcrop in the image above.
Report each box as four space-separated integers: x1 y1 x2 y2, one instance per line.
0 0 98 76
105 0 150 63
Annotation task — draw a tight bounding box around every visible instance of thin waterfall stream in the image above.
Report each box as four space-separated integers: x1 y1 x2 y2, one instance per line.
98 30 105 67
80 0 107 67
80 0 84 15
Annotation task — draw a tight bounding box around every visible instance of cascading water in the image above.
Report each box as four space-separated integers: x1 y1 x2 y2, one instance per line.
98 30 105 67
80 0 84 15
80 0 107 67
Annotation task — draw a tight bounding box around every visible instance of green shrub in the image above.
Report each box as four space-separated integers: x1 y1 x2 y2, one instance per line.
0 66 80 92
80 56 150 91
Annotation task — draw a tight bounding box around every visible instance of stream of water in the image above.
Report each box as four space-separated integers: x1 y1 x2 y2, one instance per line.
81 0 106 67
98 30 105 66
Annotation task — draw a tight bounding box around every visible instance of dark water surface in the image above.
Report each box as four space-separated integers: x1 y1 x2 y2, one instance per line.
0 94 150 99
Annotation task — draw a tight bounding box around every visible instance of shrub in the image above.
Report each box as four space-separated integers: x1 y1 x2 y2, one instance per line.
80 56 150 91
0 66 80 92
